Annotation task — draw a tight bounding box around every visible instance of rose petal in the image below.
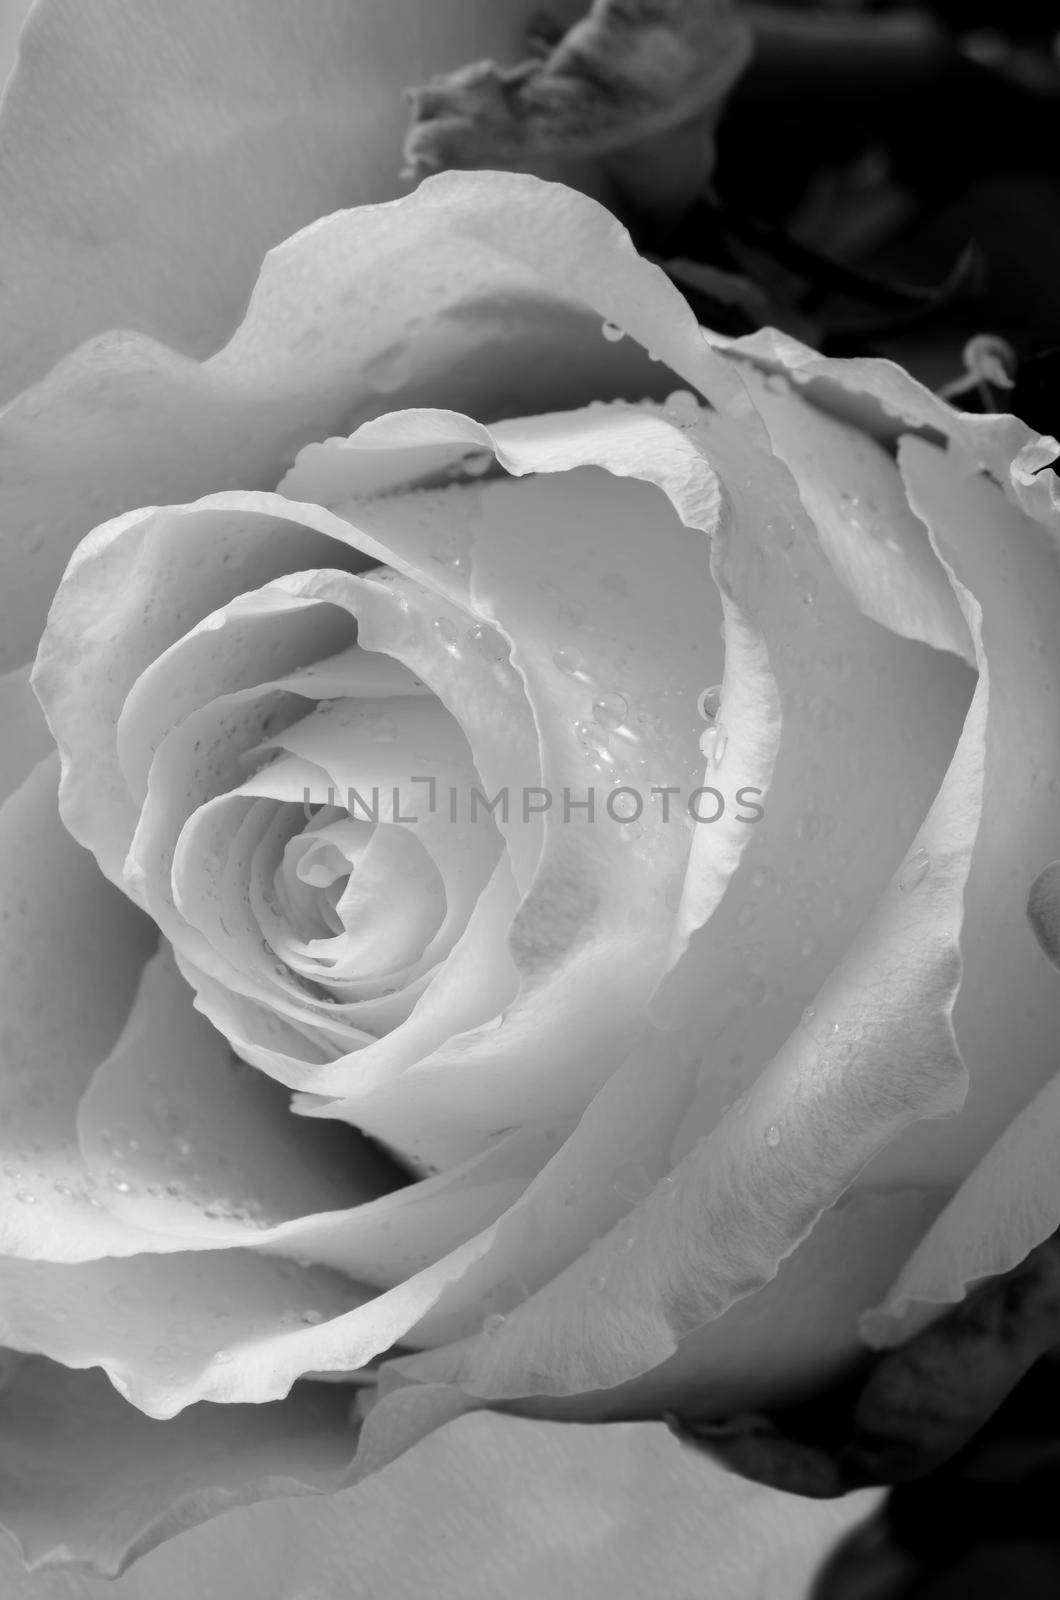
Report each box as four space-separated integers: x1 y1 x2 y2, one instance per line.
0 665 52 807
294 401 733 1167
861 1068 1060 1349
34 502 349 884
649 404 975 1158
854 442 1060 1340
0 757 164 1260
6 166 715 670
0 1356 355 1578
370 601 982 1395
0 0 559 402
70 941 551 1292
0 1246 370 1417
74 947 400 1239
391 1188 944 1417
860 438 1060 1187
735 366 974 663
0 1380 880 1596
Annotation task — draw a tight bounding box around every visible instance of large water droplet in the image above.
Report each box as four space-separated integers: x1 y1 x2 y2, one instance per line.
899 847 930 892
592 691 629 729
300 1308 324 1326
697 685 722 722
601 320 625 343
764 1123 782 1149
466 624 508 663
15 1189 37 1205
482 1312 506 1336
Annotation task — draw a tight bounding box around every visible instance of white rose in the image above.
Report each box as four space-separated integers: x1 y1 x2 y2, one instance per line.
2 2 1059 1594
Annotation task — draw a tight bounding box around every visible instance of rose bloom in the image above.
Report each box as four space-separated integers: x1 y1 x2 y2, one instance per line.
3 3 1060 1597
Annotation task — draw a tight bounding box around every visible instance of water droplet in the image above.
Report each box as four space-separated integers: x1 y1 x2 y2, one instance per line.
173 1137 193 1160
52 1181 75 1198
459 449 493 478
466 624 508 663
108 1171 134 1195
300 1308 324 1326
612 1164 654 1204
796 572 819 606
482 1313 506 1336
575 720 617 774
699 721 728 764
764 1123 782 1149
802 1005 817 1025
592 691 629 729
899 847 930 892
601 320 625 343
432 617 461 656
697 685 722 722
211 1348 233 1365
553 646 588 679
608 788 640 821
15 1190 37 1205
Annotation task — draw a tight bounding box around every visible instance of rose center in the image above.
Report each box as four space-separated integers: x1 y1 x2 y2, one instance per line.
270 813 447 984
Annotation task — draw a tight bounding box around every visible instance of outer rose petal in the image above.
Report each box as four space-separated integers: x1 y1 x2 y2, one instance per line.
0 0 574 402
857 439 1060 1187
0 1367 880 1594
856 447 1060 1340
0 665 51 806
2 168 727 669
0 1357 356 1579
0 757 162 1259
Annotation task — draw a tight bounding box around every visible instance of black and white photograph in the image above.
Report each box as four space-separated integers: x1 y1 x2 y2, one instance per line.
1 3 1059 1596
